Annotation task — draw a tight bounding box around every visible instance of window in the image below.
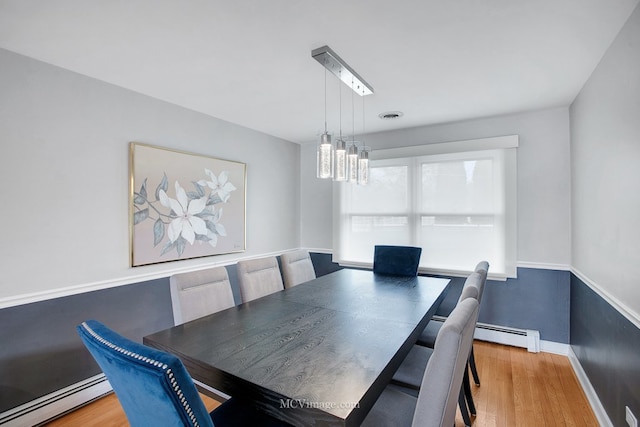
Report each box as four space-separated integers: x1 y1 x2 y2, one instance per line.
334 137 517 278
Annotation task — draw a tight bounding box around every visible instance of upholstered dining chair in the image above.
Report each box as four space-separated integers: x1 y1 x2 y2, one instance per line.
416 269 484 348
280 249 316 288
360 298 480 427
468 260 488 386
236 256 284 302
418 261 489 386
77 320 287 427
390 279 481 426
372 245 422 276
170 267 235 325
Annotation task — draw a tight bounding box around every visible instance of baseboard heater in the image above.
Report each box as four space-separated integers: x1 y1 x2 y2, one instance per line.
432 315 541 353
0 374 112 427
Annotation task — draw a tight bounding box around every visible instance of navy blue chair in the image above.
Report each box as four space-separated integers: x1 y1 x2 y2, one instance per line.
77 320 287 427
373 245 422 276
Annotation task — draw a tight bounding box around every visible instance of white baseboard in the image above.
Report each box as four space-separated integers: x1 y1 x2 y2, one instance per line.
0 374 112 426
568 347 613 427
539 339 570 355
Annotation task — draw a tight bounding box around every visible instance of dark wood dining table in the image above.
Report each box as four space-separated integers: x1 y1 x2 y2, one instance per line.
144 268 450 426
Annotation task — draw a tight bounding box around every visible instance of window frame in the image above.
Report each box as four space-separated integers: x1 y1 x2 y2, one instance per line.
332 135 518 279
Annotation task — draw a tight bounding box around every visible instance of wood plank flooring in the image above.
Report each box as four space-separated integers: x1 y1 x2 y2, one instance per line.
43 341 598 427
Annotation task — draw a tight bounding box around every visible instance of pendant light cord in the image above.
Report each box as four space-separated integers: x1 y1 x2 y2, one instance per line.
362 87 365 144
324 67 328 134
351 78 355 145
339 71 342 139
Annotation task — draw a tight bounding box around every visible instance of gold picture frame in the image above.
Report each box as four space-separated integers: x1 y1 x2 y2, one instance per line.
129 142 246 266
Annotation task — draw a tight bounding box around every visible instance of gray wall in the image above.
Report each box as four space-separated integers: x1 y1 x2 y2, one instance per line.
570 3 640 322
0 48 300 305
569 4 640 426
301 107 572 268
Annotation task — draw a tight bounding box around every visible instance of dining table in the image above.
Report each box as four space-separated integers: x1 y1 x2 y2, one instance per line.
144 268 450 426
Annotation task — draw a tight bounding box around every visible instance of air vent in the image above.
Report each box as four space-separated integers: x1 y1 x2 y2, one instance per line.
378 111 403 120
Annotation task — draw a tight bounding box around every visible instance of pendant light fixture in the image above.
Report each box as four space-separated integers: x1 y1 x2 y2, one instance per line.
333 72 347 182
347 80 359 183
358 86 370 185
316 67 333 179
312 46 373 185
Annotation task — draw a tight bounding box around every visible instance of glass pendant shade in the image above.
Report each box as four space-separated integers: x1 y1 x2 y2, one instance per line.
358 147 369 185
333 138 347 181
317 132 334 179
347 144 359 183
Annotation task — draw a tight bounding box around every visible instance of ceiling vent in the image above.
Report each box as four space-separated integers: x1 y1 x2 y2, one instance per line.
378 111 403 120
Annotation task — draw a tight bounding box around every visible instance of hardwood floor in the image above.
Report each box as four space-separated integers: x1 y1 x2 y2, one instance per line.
464 341 598 427
44 341 598 427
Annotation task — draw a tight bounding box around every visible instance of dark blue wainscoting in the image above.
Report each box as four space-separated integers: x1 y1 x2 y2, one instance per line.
0 278 173 413
432 267 571 344
0 257 576 416
571 274 640 426
0 253 343 414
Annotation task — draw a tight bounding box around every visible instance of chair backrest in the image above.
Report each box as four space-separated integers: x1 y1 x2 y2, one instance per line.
280 249 316 288
473 261 490 303
474 260 489 275
236 256 284 302
373 245 422 276
412 298 480 427
170 267 236 325
77 320 214 427
457 272 483 303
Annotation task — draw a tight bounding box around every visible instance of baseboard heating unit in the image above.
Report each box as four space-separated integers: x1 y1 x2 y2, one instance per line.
0 374 112 427
432 315 541 353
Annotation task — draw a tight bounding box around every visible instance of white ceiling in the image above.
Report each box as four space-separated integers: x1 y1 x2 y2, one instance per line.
1 0 638 144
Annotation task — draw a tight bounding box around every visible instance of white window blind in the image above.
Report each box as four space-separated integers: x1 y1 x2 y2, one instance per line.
333 137 517 278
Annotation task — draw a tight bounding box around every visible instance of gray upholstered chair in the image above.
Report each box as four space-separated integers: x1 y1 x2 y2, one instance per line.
236 256 284 302
467 261 489 386
280 249 316 288
390 279 481 426
170 267 236 325
361 298 480 427
417 271 484 347
418 263 488 379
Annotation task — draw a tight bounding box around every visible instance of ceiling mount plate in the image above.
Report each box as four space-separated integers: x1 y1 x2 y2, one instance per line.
312 45 374 96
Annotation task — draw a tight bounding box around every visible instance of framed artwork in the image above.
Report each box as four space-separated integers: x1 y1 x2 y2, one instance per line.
129 142 246 266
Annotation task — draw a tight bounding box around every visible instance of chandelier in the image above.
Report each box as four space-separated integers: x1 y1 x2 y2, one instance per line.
312 46 373 185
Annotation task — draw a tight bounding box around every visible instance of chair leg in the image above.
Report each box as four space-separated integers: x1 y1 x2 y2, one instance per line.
463 366 476 416
458 387 472 427
469 345 480 386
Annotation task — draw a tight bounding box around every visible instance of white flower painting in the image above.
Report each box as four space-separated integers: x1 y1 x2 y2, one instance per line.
130 143 246 266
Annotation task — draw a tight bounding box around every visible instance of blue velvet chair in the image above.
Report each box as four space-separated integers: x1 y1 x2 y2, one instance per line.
372 245 422 276
77 320 287 427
